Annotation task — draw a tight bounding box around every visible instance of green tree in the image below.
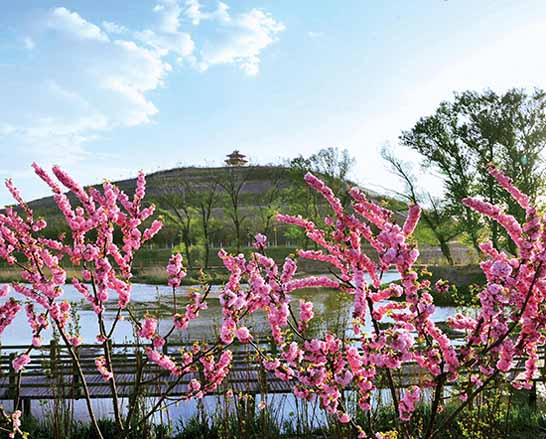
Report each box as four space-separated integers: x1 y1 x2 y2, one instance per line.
383 148 461 265
256 167 284 239
283 147 355 248
216 166 251 253
401 88 546 253
154 176 196 269
193 173 219 268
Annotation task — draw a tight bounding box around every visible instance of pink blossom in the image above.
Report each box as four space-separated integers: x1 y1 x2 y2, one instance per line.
398 386 420 421
167 253 186 288
12 354 31 372
403 204 421 236
235 326 252 344
95 356 113 381
138 317 158 340
487 166 529 209
32 336 42 348
0 284 10 297
69 336 83 347
434 279 450 294
490 260 512 278
253 233 268 250
189 378 201 392
338 413 351 423
298 300 314 331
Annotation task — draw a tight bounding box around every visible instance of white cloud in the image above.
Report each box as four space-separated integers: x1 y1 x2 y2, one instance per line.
102 21 128 35
1 7 174 163
47 7 109 42
191 3 285 76
135 0 195 58
154 0 184 33
23 36 35 49
0 123 16 136
135 28 194 57
185 0 202 25
184 0 230 25
1 1 283 176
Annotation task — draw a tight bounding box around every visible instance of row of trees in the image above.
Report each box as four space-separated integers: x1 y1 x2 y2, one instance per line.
153 147 356 269
153 165 284 269
386 88 546 263
160 87 546 270
19 88 546 271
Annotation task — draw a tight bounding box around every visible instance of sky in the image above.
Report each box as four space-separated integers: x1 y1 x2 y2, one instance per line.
2 0 546 205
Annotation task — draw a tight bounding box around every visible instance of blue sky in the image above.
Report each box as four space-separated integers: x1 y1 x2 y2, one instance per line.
1 0 546 205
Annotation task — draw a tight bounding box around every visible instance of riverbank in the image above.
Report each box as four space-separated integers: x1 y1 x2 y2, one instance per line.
0 264 486 306
0 266 228 286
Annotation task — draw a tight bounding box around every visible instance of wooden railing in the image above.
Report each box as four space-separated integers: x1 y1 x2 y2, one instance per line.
0 340 543 416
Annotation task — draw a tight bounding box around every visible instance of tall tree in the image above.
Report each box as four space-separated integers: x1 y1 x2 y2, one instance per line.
401 88 546 253
216 166 251 252
194 174 219 268
383 149 461 264
154 176 196 269
256 167 284 239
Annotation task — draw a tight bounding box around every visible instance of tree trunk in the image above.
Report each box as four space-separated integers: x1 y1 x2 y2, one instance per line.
234 217 241 253
438 239 454 265
183 237 192 270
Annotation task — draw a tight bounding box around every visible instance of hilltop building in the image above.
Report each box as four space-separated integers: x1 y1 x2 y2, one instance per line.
225 150 248 166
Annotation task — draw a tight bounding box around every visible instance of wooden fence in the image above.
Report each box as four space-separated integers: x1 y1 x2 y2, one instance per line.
0 340 543 416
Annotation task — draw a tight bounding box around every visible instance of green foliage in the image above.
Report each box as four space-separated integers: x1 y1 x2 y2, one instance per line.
6 416 173 439
401 88 546 253
383 148 462 264
281 147 355 248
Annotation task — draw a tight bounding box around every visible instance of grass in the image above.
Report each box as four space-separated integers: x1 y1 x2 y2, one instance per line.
6 396 545 439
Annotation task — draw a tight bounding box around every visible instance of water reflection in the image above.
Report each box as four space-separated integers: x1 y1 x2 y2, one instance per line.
0 272 459 346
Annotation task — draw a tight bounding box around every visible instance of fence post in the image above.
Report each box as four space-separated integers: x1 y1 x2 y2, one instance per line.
72 345 81 399
50 339 58 375
22 398 31 417
8 352 16 410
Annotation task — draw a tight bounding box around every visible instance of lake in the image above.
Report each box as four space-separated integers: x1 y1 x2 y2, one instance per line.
0 272 459 346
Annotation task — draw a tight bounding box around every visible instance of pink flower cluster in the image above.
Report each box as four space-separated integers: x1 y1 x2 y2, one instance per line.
167 253 186 288
2 161 546 437
95 356 113 381
8 410 22 439
12 354 31 372
0 164 165 347
398 386 421 421
138 317 158 339
252 233 268 250
434 279 450 294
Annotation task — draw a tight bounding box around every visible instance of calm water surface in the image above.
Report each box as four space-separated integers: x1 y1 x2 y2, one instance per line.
0 272 459 345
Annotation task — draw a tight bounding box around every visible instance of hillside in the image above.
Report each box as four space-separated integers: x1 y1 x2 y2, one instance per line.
13 164 408 254
25 165 295 210
0 164 475 280
25 165 383 211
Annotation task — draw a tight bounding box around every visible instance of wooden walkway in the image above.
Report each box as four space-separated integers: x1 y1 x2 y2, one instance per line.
0 340 542 405
0 340 293 401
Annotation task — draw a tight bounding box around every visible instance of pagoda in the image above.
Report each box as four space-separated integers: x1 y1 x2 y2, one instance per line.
225 150 248 166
